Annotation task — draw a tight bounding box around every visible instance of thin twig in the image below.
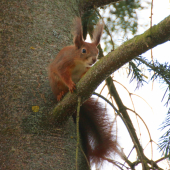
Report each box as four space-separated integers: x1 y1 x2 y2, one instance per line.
76 97 81 170
79 145 91 169
150 0 155 91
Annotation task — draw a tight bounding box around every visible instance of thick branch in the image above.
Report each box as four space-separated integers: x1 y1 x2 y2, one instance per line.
50 15 170 123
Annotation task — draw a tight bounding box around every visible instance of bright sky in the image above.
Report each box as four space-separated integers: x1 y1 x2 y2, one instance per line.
93 0 170 169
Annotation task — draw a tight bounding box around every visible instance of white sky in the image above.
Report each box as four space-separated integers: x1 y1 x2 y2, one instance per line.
93 0 170 169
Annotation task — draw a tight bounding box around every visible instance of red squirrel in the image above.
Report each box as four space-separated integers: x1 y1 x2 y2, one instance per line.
49 17 118 165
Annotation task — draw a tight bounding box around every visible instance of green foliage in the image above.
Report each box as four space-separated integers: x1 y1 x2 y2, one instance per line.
81 9 100 40
133 56 170 106
111 0 141 35
81 0 144 52
159 108 170 159
128 60 146 89
133 56 170 159
150 61 170 106
102 0 143 52
136 56 170 106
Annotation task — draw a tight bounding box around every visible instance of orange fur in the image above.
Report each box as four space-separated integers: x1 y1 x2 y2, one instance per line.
49 18 103 100
49 17 118 165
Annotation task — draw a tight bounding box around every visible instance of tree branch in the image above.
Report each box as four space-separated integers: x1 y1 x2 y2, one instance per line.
49 15 170 123
106 76 149 169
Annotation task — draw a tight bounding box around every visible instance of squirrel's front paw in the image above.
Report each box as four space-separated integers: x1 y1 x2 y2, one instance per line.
69 83 76 93
57 91 65 101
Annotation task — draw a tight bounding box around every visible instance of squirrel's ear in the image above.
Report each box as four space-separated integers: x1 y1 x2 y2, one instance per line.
73 17 84 49
92 22 104 46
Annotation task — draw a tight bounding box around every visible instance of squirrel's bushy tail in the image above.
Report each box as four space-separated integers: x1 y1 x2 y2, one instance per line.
73 98 118 165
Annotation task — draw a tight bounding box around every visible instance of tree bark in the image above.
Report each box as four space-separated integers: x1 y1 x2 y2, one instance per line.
0 0 91 169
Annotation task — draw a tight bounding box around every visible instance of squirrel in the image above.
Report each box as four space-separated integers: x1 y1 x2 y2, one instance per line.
49 17 118 165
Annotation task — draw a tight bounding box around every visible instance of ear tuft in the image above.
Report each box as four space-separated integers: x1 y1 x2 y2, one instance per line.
72 17 84 49
92 22 104 46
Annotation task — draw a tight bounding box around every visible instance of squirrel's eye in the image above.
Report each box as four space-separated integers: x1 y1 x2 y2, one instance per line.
82 49 86 53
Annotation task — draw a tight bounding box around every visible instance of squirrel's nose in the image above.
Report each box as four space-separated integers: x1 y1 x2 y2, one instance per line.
92 58 96 63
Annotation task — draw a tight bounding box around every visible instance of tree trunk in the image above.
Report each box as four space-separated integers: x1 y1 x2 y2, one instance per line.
2 0 169 169
0 0 88 169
